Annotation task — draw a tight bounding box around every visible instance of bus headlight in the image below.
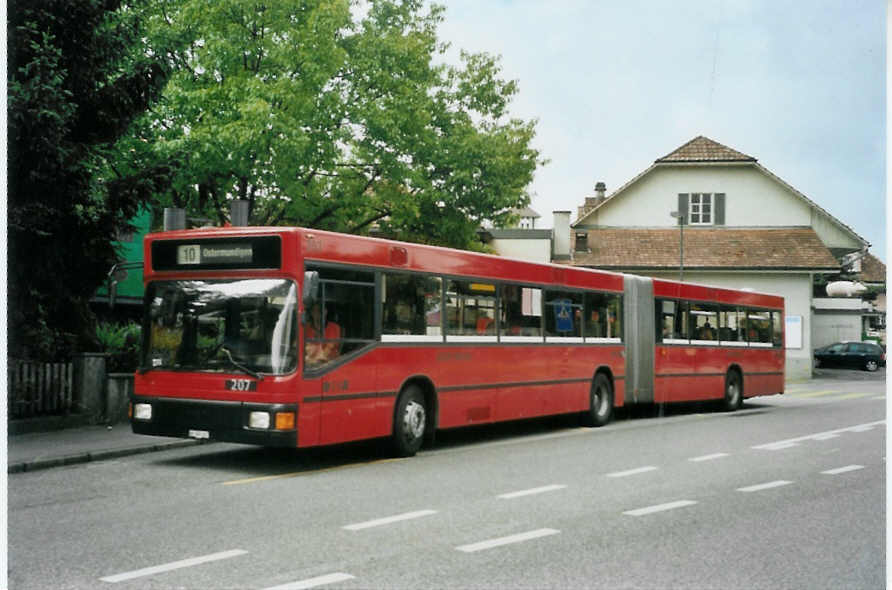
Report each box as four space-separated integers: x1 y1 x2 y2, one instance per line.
248 411 270 429
133 403 153 421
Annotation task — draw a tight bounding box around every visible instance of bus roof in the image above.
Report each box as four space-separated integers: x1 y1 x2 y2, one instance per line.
145 226 784 307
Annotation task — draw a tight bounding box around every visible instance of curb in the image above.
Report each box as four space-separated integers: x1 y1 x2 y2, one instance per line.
8 439 211 474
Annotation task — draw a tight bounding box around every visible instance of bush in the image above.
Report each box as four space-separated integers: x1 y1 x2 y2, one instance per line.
95 321 142 372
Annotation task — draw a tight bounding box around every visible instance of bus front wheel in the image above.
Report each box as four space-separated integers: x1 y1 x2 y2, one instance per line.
392 385 427 457
582 373 613 427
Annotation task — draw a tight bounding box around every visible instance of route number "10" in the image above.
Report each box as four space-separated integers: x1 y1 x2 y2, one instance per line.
177 244 201 265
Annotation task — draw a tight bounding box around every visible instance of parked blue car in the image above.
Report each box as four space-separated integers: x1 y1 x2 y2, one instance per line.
814 341 885 372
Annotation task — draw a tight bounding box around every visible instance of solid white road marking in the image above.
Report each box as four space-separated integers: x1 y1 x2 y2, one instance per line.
100 549 248 583
622 500 698 516
606 466 658 478
498 484 567 499
688 453 729 462
821 464 865 475
342 510 437 531
263 573 356 590
752 420 885 451
456 529 560 553
737 480 793 493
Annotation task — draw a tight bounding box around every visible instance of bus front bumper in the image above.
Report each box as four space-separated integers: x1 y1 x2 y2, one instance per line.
130 396 298 447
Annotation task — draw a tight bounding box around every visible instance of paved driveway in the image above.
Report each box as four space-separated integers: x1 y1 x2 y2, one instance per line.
812 366 886 381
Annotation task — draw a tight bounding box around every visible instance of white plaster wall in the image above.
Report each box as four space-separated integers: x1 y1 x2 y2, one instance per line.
644 270 813 381
812 313 861 348
491 238 552 263
810 212 865 251
591 165 813 228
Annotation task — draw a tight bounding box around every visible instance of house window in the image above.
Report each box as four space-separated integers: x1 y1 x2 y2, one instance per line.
689 193 712 225
575 232 588 252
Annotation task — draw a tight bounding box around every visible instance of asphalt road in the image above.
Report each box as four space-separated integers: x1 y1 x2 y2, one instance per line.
9 373 886 589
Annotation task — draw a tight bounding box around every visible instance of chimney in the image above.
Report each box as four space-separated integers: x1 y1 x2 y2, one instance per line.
552 211 571 261
163 208 186 231
231 199 250 226
594 181 606 203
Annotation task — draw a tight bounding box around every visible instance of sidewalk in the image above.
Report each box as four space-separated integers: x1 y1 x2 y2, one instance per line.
8 424 207 473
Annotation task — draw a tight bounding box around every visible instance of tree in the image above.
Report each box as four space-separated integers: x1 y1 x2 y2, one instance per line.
117 0 543 249
8 0 170 359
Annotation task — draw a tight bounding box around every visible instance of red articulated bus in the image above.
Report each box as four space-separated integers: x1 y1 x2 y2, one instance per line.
131 226 785 456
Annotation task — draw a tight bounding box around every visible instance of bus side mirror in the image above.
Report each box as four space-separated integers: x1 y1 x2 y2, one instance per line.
303 271 319 308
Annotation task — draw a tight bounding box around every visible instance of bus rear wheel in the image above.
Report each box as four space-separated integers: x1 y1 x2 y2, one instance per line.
582 373 613 427
392 385 427 457
723 370 742 411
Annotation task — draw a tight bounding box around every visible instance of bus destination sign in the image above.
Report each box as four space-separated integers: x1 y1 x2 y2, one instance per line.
153 236 281 270
177 243 253 265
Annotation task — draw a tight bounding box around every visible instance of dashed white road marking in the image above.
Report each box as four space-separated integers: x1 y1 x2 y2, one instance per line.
456 528 560 553
811 433 840 440
498 484 567 499
790 390 840 398
821 464 865 475
100 549 248 583
623 500 698 516
752 420 885 451
737 480 793 493
263 573 356 590
606 466 658 478
688 452 729 462
342 510 437 531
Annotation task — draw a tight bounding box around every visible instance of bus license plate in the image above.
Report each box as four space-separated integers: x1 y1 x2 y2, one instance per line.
188 429 210 439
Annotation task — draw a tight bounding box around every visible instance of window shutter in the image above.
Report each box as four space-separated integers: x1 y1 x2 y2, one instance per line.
677 194 689 224
714 193 725 225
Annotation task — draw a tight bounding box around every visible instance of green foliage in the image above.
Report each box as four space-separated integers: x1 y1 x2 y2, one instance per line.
113 0 544 248
96 322 143 372
8 0 171 360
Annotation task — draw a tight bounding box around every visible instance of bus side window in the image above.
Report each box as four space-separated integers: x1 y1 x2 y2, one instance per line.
304 265 375 369
719 306 745 342
690 302 717 341
500 284 542 338
382 273 442 337
746 310 772 344
586 291 621 340
544 290 583 338
771 311 783 347
446 280 497 336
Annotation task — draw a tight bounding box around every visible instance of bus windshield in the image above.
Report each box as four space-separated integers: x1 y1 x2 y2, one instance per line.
144 279 298 375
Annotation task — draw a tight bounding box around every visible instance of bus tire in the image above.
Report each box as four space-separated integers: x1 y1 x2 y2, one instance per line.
582 373 613 427
723 369 742 411
392 385 427 457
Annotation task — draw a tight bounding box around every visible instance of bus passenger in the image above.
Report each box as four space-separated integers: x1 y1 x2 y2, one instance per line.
305 304 341 366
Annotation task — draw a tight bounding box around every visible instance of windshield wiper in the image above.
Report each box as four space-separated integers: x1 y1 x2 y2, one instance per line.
221 347 264 381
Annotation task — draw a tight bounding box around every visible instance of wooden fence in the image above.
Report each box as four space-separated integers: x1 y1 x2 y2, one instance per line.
8 360 74 418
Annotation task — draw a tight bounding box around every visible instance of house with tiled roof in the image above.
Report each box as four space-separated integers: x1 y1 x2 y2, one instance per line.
557 135 872 379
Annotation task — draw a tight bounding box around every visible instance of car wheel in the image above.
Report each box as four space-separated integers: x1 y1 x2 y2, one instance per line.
865 359 879 372
582 373 613 427
392 385 427 457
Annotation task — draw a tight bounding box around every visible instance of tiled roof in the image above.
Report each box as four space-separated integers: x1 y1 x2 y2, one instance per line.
572 228 839 271
656 136 756 163
859 252 886 283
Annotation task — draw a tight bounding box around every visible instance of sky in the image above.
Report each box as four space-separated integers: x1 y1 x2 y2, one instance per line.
435 0 886 260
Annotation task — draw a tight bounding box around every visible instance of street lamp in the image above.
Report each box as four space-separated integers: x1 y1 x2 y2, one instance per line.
669 210 685 282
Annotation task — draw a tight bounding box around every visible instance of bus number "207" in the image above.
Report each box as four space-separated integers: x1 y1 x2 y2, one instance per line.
225 379 257 392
